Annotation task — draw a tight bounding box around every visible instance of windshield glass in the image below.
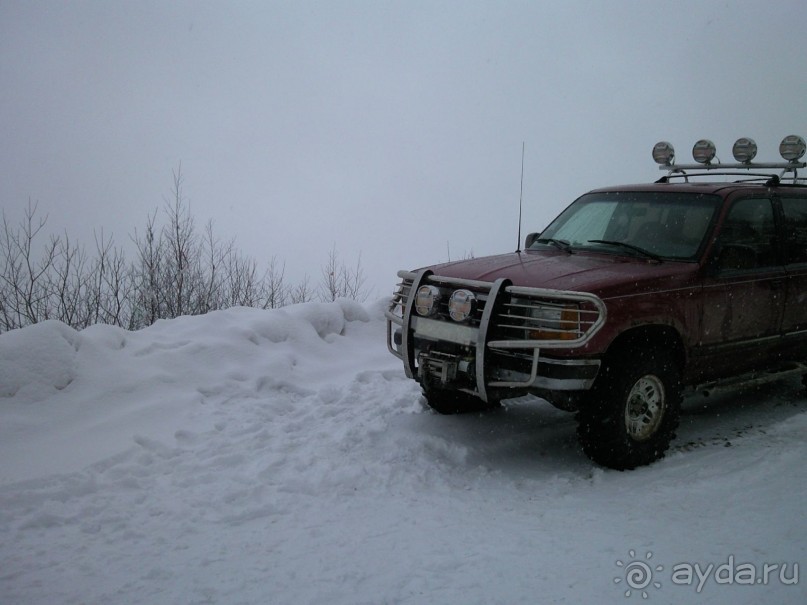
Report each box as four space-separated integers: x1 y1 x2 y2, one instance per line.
533 191 721 260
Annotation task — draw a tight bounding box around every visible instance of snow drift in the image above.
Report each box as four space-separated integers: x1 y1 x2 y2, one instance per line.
1 299 804 604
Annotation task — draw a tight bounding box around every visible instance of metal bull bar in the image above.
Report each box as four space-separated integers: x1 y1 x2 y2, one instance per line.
386 268 607 403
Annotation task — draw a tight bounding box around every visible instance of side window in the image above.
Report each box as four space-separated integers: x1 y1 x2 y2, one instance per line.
717 198 777 271
780 197 807 264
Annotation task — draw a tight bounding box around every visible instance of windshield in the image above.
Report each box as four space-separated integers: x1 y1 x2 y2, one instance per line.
533 191 721 261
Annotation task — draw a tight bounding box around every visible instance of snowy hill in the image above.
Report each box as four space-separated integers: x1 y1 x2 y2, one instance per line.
1 300 804 604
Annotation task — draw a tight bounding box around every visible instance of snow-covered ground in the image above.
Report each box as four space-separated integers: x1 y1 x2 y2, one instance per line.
1 299 804 604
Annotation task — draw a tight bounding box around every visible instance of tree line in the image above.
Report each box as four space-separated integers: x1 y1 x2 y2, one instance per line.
0 167 368 333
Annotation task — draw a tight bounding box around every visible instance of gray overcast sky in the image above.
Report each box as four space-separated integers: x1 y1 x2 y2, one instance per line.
2 0 806 298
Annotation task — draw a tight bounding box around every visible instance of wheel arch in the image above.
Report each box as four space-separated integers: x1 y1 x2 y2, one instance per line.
604 324 686 375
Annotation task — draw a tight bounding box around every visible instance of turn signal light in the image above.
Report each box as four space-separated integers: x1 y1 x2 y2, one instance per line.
528 307 579 340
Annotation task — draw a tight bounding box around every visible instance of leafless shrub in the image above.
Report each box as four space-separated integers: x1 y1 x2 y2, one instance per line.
0 201 59 330
0 167 370 333
318 245 368 303
290 275 314 305
263 255 288 309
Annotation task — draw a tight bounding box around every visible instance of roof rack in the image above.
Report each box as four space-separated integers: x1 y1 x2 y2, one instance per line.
652 136 806 184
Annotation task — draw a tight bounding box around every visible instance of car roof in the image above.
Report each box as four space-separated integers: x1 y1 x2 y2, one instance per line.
588 181 807 196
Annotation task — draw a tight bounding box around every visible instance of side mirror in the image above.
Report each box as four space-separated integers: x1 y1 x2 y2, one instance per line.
524 232 541 249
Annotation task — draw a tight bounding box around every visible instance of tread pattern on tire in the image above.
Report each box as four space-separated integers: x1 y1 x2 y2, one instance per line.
576 348 682 470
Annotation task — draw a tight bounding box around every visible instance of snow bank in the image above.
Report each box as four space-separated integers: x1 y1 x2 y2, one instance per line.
1 298 805 604
0 320 81 402
0 299 379 483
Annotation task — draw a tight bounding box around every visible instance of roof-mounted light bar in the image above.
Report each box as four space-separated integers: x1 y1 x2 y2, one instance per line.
654 135 807 173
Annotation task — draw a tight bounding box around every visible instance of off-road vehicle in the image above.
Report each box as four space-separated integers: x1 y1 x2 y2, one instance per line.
386 136 807 469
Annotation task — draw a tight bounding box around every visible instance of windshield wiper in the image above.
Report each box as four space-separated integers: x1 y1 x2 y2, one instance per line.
587 239 663 262
534 238 573 253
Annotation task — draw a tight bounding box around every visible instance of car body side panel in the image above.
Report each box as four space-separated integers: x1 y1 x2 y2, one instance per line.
694 270 787 381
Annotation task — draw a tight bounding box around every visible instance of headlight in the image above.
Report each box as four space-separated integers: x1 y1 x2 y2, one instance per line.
528 305 579 340
448 289 477 322
415 285 441 317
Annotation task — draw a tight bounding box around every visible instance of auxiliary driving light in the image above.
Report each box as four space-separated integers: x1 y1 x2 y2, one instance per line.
414 285 441 317
652 141 675 165
779 135 806 162
732 137 757 163
448 289 477 322
692 139 716 164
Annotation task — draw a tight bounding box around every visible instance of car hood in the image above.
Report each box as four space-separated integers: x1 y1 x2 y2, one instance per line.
424 250 700 299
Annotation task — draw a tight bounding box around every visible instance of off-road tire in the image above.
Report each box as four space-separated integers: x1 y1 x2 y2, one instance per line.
422 386 500 415
576 348 681 470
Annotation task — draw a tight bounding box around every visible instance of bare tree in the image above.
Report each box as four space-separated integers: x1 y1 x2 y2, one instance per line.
290 274 314 304
224 252 261 308
130 209 165 327
342 251 368 302
198 220 232 312
0 209 26 331
90 230 132 327
263 255 288 309
446 241 475 262
319 245 343 302
0 169 374 333
49 231 89 327
162 164 199 318
318 245 369 302
0 201 59 330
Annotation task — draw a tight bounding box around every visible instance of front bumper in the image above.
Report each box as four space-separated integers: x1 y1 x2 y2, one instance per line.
385 269 607 402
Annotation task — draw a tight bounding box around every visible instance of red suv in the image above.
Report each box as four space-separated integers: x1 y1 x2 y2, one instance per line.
386 136 807 469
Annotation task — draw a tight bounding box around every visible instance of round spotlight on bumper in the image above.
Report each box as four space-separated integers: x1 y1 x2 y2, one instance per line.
779 135 806 162
414 285 441 317
448 289 477 323
692 139 716 164
652 141 675 165
732 137 757 163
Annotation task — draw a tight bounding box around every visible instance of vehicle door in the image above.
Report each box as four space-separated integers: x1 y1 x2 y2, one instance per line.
698 196 786 379
777 194 807 339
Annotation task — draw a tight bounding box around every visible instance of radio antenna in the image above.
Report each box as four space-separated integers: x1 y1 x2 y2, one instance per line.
516 142 525 253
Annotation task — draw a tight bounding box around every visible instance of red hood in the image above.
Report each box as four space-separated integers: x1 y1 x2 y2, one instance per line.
425 250 700 299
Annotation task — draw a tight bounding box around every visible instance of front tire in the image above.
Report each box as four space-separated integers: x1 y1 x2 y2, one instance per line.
576 348 681 470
